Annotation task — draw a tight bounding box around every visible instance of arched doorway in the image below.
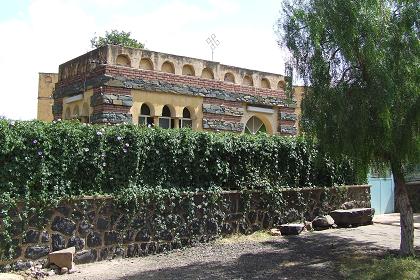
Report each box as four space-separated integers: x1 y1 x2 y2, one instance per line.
245 116 267 134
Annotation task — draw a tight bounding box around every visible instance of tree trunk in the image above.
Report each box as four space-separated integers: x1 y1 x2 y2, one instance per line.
392 161 415 256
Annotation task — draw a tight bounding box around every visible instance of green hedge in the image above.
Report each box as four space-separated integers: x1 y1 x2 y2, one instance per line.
0 119 368 260
0 120 365 199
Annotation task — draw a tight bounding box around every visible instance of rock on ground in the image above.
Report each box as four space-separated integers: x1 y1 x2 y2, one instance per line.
279 223 305 235
312 215 335 230
330 208 375 227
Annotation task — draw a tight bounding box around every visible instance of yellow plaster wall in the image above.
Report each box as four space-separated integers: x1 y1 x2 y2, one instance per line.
293 86 305 131
37 73 58 122
62 89 93 121
131 90 203 130
103 46 286 88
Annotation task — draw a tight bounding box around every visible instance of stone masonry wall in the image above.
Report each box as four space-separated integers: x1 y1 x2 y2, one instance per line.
0 186 370 271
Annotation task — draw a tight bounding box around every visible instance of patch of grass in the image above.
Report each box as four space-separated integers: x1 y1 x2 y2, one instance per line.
217 231 273 244
340 255 420 280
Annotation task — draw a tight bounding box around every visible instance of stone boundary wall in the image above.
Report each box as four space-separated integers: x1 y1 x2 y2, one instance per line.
0 186 370 270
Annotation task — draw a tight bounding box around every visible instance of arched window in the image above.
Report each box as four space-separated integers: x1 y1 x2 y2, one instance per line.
179 107 192 128
81 103 89 123
116 55 131 67
139 58 153 70
224 72 235 83
159 105 174 128
139 103 154 126
242 75 253 86
161 61 175 73
73 106 80 118
245 116 267 135
64 107 71 120
182 64 195 76
277 80 286 91
261 78 271 89
201 68 214 79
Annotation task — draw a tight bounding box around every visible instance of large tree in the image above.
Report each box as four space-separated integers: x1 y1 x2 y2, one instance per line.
91 30 145 49
278 0 419 256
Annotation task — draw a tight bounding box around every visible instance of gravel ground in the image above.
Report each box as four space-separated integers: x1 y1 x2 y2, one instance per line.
50 223 420 280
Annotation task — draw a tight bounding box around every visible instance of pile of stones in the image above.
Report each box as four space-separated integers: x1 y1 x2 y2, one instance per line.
4 247 78 279
272 207 375 236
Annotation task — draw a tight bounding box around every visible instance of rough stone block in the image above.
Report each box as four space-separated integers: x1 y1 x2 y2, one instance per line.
41 231 50 243
23 230 40 244
279 223 305 235
78 220 93 236
25 246 50 260
87 232 102 247
67 236 85 251
51 233 66 251
51 216 76 236
48 247 75 269
122 100 133 107
269 228 281 236
74 249 97 264
97 217 109 231
330 208 375 227
312 215 335 230
104 231 121 245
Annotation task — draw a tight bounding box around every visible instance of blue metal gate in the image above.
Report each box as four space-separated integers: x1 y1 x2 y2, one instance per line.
369 174 394 214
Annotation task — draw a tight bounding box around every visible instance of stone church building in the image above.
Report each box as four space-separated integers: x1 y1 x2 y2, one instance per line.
37 45 303 135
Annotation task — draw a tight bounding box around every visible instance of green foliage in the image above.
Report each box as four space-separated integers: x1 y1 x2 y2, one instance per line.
91 30 145 49
0 120 364 260
0 120 363 198
340 255 420 280
278 0 420 172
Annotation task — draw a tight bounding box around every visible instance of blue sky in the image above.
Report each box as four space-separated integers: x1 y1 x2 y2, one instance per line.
0 0 289 120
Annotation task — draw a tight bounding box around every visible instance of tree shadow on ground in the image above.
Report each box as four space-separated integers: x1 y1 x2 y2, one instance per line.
117 230 420 280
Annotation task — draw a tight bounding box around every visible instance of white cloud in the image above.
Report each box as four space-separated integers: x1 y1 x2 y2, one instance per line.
208 0 240 14
0 0 96 120
0 0 288 120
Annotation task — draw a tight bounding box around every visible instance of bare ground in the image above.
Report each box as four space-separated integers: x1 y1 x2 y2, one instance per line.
48 222 420 280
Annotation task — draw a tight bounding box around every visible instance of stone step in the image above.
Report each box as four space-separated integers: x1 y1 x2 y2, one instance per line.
330 208 375 227
48 247 75 269
279 223 305 235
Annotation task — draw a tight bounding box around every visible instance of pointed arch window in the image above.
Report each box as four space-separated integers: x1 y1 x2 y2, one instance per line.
245 116 267 134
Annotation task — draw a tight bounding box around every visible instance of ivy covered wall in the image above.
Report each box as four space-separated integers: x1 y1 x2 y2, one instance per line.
0 120 368 266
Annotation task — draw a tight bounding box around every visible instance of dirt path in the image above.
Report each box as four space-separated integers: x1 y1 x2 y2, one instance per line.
50 223 420 280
